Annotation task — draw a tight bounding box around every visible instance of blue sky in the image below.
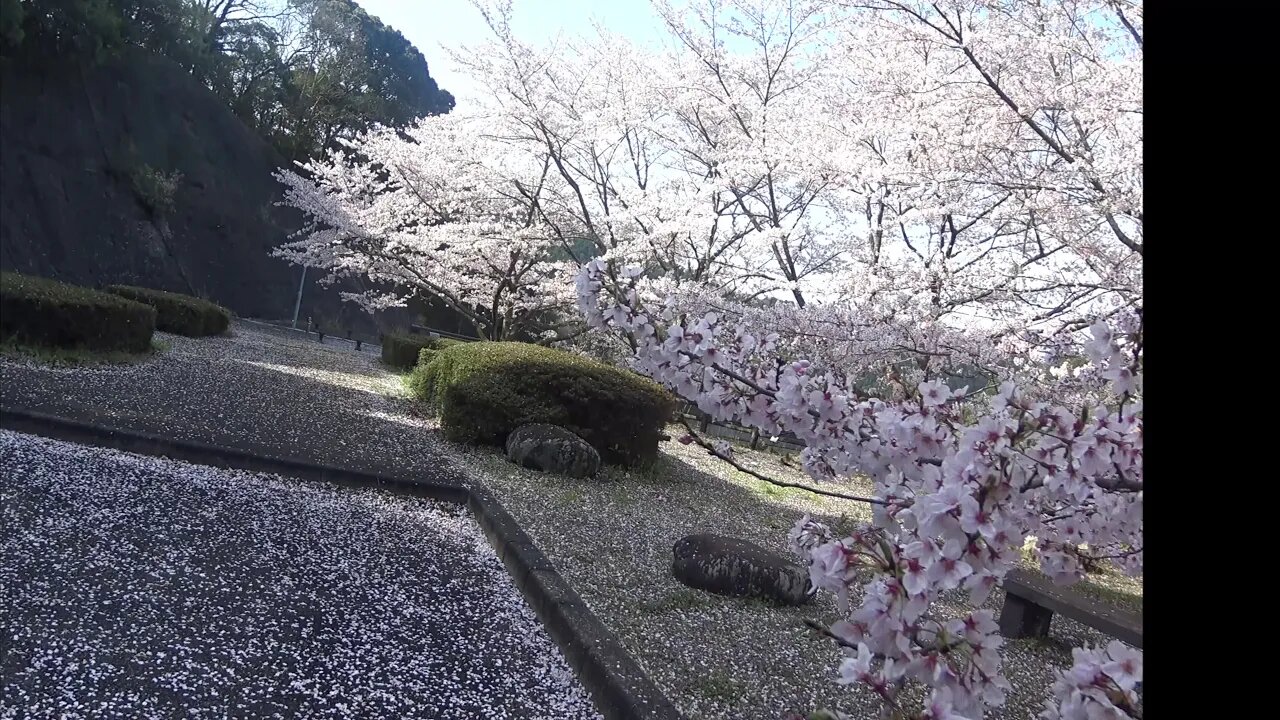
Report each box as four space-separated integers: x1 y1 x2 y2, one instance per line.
355 0 666 108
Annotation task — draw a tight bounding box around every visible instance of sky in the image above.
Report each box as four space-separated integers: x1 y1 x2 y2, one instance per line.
354 0 666 109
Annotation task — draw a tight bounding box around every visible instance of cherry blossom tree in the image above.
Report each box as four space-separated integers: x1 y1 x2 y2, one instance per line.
444 0 1141 338
274 0 1142 716
816 0 1143 335
274 0 859 340
444 0 860 305
278 0 1140 349
578 258 1142 719
274 115 578 341
567 2 1142 719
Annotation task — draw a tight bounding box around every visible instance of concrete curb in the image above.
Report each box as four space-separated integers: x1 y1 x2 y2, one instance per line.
0 405 684 720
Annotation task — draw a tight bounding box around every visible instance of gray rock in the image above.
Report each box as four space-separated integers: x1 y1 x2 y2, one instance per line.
671 533 812 606
505 424 601 479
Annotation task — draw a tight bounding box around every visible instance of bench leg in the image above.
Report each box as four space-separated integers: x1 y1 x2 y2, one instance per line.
999 595 1053 638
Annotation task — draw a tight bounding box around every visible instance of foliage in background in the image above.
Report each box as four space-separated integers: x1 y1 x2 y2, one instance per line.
277 0 1140 380
0 0 27 47
129 164 183 217
2 0 453 162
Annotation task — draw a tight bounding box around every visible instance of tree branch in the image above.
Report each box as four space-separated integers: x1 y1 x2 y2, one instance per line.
678 418 888 505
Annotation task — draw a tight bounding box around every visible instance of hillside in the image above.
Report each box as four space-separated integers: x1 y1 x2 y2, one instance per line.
0 47 404 336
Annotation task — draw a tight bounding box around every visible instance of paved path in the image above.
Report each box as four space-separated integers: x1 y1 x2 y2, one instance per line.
0 429 601 719
0 322 456 485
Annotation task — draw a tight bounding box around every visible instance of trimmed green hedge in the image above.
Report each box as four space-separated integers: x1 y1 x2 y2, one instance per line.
1 272 156 352
410 341 676 466
415 337 463 367
381 333 462 369
105 285 231 337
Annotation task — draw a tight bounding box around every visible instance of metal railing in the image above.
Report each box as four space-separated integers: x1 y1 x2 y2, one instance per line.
241 318 381 353
408 324 481 342
678 402 805 453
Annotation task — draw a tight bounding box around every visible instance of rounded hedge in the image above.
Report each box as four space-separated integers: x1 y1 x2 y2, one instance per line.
415 337 463 367
381 333 463 369
411 341 676 467
1 272 156 353
105 285 231 337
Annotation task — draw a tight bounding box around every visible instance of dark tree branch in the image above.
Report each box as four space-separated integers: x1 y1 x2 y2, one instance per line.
679 418 889 505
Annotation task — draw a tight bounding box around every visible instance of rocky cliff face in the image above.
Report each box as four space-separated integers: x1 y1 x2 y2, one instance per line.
0 47 407 337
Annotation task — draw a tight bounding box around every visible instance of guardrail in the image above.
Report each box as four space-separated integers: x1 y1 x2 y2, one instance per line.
409 324 481 342
240 318 380 353
678 403 805 454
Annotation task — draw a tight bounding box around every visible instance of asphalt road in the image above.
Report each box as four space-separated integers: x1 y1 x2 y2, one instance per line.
0 429 601 720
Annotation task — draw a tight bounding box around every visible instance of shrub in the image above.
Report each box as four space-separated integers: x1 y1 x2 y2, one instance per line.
381 333 461 369
130 165 182 217
1 272 155 352
410 341 677 466
105 285 230 336
415 337 463 367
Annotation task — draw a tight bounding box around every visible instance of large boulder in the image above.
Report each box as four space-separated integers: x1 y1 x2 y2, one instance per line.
504 423 601 479
672 533 813 606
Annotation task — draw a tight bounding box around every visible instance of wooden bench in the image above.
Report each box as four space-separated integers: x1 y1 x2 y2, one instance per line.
999 568 1143 649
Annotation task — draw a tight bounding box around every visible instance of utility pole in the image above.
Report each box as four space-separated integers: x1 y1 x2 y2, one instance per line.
291 266 307 329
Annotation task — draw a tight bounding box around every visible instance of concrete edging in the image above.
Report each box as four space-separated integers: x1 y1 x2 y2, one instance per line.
0 405 684 720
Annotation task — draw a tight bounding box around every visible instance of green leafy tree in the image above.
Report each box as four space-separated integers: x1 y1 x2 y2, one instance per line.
7 0 125 59
275 0 453 160
4 0 452 161
1 0 25 48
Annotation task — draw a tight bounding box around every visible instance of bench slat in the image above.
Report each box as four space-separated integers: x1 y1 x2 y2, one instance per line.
1003 569 1143 648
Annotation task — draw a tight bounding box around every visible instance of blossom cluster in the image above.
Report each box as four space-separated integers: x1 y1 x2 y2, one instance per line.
1045 642 1143 720
577 258 1142 719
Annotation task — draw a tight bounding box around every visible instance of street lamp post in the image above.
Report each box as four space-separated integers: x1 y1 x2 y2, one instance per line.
291 266 307 329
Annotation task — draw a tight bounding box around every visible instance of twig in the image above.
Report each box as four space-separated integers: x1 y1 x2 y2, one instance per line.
678 349 779 399
805 618 858 649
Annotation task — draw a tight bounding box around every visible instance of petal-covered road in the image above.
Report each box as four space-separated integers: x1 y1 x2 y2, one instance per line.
0 429 601 719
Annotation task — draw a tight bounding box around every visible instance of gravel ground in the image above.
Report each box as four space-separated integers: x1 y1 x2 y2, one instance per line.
0 322 1142 719
438 425 1141 720
0 325 451 484
0 429 600 720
